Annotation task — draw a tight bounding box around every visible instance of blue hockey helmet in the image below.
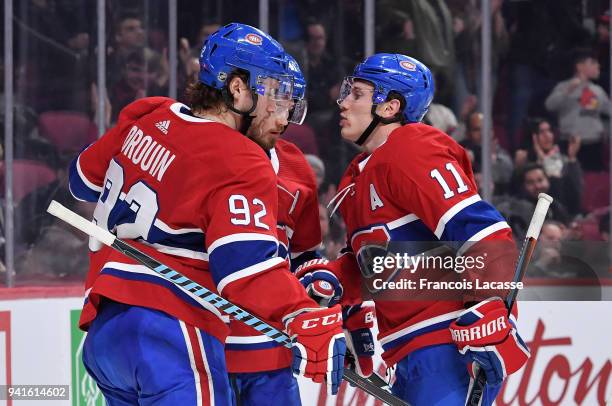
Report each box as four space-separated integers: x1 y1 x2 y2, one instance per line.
285 54 307 125
339 53 434 123
199 23 294 102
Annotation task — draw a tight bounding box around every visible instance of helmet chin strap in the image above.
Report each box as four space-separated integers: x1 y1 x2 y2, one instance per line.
354 105 402 146
222 88 258 135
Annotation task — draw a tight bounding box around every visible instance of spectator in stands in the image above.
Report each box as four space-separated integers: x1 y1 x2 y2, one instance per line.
376 0 455 105
461 111 513 194
514 118 583 215
503 0 591 151
192 22 221 54
17 197 94 280
110 49 168 123
448 0 508 116
305 154 326 192
519 163 571 225
15 0 94 114
177 22 221 94
108 13 166 94
425 103 458 138
545 48 611 171
302 21 343 124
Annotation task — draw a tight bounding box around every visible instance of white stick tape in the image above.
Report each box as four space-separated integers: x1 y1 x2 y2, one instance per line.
525 193 554 239
47 200 116 246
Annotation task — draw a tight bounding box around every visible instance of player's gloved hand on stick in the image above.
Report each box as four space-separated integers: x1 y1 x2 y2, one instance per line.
284 305 346 394
343 305 375 378
449 298 530 385
295 259 344 307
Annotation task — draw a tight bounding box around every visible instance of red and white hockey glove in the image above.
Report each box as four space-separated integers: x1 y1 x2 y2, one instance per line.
343 305 375 378
295 259 344 307
449 298 530 385
284 305 346 394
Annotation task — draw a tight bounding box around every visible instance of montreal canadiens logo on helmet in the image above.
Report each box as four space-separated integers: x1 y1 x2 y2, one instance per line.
400 60 417 71
245 33 263 45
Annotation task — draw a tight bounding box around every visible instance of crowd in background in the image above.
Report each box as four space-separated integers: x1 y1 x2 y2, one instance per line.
1 0 610 286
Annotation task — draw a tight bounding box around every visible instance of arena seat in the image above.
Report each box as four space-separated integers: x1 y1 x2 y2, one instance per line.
581 171 610 213
0 160 57 204
38 111 98 154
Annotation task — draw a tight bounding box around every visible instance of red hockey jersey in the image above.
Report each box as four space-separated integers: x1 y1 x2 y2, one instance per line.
333 123 515 367
225 138 322 372
69 97 316 344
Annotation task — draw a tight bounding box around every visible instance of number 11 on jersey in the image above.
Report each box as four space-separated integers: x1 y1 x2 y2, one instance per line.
430 162 469 199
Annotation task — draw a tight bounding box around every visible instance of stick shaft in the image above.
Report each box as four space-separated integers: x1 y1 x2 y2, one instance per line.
48 200 409 405
466 193 552 406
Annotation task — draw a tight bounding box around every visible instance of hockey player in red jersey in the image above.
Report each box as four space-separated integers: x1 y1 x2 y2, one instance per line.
224 55 320 405
225 56 375 405
69 23 346 405
296 53 530 405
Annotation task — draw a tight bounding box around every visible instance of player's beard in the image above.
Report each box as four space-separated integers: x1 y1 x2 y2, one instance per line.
250 132 277 151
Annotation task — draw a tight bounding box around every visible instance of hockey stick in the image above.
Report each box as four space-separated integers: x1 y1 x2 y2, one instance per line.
47 200 409 406
465 193 553 406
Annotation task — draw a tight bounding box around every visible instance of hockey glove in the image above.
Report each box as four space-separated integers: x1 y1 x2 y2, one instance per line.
449 298 530 385
343 305 375 378
285 305 346 394
295 259 344 307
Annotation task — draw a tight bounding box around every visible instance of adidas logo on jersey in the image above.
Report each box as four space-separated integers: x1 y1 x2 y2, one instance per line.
155 120 170 134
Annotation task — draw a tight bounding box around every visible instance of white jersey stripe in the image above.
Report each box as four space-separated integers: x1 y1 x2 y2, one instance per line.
226 335 274 344
154 219 203 234
270 147 280 175
434 194 481 238
456 221 511 256
208 233 279 254
379 309 464 346
140 241 209 261
76 156 103 192
387 213 420 230
217 257 286 294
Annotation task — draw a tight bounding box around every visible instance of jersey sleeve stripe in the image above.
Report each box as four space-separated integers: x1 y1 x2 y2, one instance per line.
76 155 103 192
101 261 229 322
434 194 481 238
456 221 511 256
226 335 274 344
68 182 89 202
226 341 284 351
387 213 420 230
439 200 507 243
154 219 204 235
209 240 280 286
140 241 209 261
379 309 463 347
68 156 102 202
217 257 286 293
208 233 279 254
